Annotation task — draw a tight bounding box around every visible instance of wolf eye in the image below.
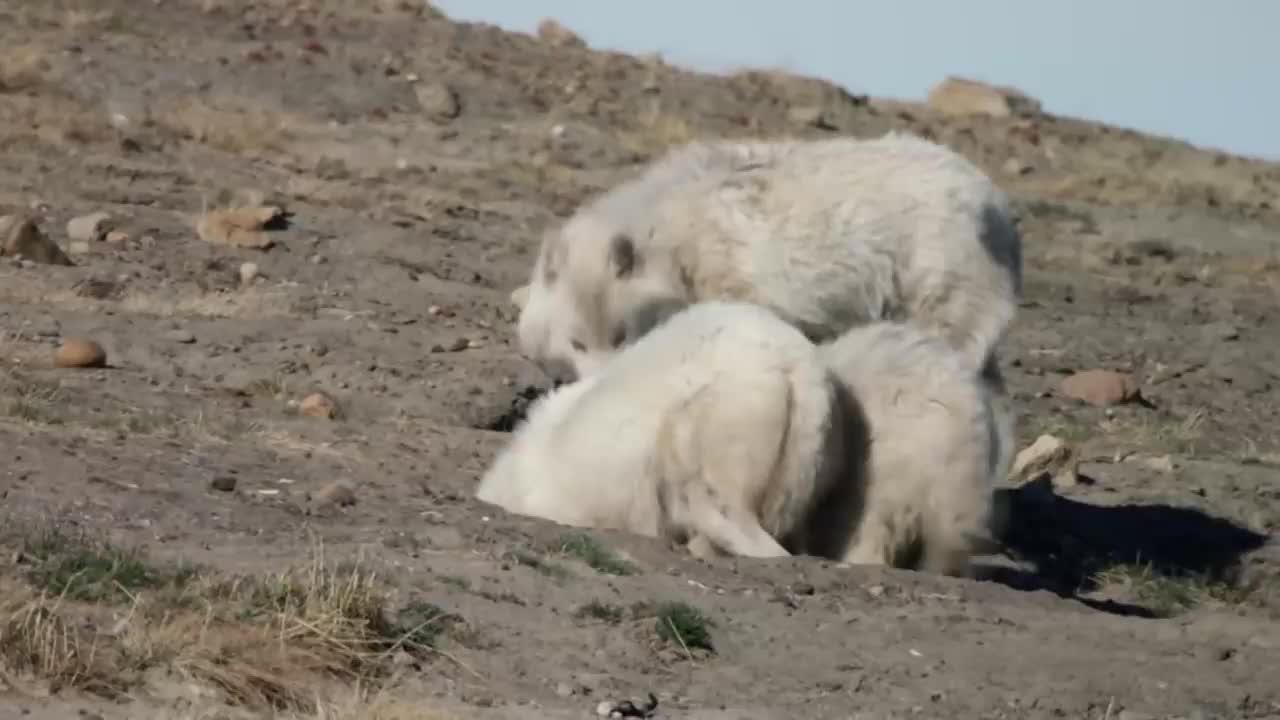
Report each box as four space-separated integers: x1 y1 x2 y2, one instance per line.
570 339 586 352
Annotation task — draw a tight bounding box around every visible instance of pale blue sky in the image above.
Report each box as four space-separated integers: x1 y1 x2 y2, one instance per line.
432 1 1278 161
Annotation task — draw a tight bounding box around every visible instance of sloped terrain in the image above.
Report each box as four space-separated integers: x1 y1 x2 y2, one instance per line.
1 2 1279 718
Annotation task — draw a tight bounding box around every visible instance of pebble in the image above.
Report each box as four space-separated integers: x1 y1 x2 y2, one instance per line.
165 329 197 344
299 392 338 419
54 337 107 368
104 230 130 245
239 262 259 286
555 682 574 698
314 481 357 507
596 701 615 717
209 476 238 492
66 211 114 243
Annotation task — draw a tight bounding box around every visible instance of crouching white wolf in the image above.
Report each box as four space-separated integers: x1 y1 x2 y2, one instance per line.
478 302 1008 577
822 321 1011 577
476 301 858 560
512 131 1023 388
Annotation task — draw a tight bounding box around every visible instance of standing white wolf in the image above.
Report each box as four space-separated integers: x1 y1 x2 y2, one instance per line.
512 131 1023 387
822 321 1011 577
476 301 859 560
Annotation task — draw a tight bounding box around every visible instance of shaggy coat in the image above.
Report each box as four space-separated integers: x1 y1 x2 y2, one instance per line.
513 132 1023 387
477 302 857 560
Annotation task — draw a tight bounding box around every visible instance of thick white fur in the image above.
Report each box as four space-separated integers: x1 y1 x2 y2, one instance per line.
515 139 790 382
477 301 855 560
513 131 1023 386
821 321 1012 577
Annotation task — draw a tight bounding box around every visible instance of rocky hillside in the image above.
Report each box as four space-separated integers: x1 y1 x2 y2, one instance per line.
2 2 1278 719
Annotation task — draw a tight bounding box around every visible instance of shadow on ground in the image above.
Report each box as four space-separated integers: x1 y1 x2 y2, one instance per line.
986 477 1270 616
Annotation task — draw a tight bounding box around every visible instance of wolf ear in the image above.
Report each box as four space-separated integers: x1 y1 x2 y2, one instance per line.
609 233 638 278
510 284 530 310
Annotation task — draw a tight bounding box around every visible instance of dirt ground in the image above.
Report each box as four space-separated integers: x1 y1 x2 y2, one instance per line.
2 2 1280 718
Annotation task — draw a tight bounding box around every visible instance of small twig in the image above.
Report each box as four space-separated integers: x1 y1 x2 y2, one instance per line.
665 617 694 662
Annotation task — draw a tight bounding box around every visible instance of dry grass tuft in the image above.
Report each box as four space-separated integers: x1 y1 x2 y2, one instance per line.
0 581 118 694
616 100 694 157
1093 561 1274 618
0 526 455 714
0 94 113 149
154 97 301 154
0 44 52 92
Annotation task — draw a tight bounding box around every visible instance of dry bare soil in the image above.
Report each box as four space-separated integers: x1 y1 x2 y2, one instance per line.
3 2 1280 719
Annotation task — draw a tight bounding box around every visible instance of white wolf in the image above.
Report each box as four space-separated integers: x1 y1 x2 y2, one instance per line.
822 321 1012 577
512 131 1023 387
480 303 1007 577
476 301 858 560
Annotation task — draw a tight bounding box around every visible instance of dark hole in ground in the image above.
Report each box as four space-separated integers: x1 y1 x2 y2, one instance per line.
480 385 547 432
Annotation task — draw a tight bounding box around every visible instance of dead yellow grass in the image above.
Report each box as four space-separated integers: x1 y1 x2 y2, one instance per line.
0 580 115 694
0 94 113 149
616 99 694 156
1 534 447 714
0 44 52 92
154 97 304 154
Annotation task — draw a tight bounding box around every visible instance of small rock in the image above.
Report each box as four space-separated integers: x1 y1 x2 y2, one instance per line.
239 262 259 286
448 337 469 352
1059 369 1140 407
66 211 114 243
165 329 196 344
596 701 616 718
1 215 73 265
415 82 461 123
67 240 92 256
54 338 107 369
1010 433 1080 488
555 682 575 698
299 392 338 419
1002 156 1033 176
103 230 130 245
1127 453 1176 474
315 480 356 507
209 476 237 492
538 18 586 48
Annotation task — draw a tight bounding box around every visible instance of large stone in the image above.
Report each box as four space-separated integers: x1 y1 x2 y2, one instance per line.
0 215 73 265
1059 369 1140 406
927 76 1042 118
